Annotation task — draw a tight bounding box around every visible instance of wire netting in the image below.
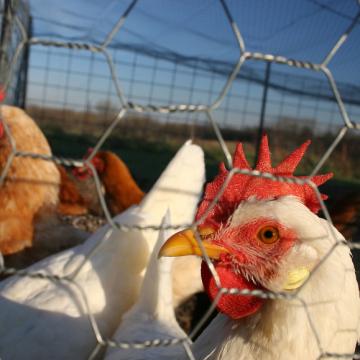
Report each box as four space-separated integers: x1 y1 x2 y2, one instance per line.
0 0 360 359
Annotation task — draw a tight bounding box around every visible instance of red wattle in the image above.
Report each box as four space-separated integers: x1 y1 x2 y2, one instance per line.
201 260 264 319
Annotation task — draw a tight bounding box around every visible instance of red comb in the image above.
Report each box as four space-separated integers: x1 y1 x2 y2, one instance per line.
195 133 332 229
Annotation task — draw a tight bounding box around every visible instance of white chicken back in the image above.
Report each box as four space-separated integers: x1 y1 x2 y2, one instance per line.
0 140 205 360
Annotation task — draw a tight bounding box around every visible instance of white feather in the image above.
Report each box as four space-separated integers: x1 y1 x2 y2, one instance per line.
0 140 205 360
105 209 189 360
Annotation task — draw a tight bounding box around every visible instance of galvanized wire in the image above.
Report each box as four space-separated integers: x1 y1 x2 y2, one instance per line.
0 0 359 359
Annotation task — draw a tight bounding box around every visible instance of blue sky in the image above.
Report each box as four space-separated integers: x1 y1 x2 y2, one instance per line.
28 0 360 82
23 0 360 132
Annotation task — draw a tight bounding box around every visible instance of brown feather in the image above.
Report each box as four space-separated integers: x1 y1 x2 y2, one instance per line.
0 105 89 265
0 105 60 255
94 151 145 216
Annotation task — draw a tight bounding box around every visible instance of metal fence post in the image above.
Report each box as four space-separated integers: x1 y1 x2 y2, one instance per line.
0 0 14 84
14 14 31 109
255 61 271 165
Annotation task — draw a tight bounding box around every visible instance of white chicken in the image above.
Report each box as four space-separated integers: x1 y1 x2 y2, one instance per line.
0 140 205 360
128 134 359 360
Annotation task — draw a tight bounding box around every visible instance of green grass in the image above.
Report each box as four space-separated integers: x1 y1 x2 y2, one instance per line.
46 131 222 191
44 130 360 196
45 131 182 191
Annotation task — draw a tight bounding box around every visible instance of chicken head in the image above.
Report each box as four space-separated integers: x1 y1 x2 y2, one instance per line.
72 147 105 180
159 134 334 319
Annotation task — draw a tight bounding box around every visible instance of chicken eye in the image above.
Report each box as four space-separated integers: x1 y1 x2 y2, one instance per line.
257 226 280 245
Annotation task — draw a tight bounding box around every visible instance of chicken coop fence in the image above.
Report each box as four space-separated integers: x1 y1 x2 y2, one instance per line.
0 0 29 108
0 0 360 359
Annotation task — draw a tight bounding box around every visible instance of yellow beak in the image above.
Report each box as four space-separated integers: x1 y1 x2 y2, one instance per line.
158 228 232 259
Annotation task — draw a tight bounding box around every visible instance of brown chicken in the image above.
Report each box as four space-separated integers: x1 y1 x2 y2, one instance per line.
0 105 88 268
72 149 145 217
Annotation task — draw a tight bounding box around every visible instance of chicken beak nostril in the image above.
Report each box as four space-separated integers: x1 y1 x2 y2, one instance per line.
197 227 216 237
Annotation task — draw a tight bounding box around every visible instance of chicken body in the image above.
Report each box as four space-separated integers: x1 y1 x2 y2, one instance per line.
0 105 89 268
0 105 60 255
0 140 205 360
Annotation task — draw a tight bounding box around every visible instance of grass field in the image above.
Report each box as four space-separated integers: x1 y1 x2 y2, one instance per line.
45 129 360 204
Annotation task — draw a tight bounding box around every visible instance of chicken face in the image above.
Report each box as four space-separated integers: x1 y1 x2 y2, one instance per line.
159 134 332 320
160 197 321 319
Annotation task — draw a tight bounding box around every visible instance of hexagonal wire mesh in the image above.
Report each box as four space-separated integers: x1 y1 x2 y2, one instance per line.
0 0 360 359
